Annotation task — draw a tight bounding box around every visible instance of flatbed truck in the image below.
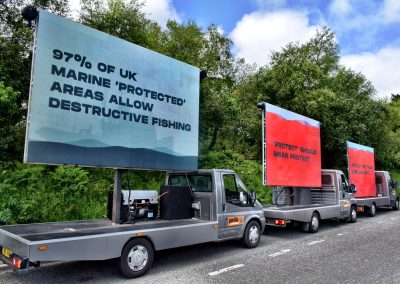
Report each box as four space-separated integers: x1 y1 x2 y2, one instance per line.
0 169 266 278
263 169 358 233
355 171 399 216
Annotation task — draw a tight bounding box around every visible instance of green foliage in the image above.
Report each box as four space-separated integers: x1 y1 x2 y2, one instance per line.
0 163 111 224
0 0 70 162
80 0 162 50
199 151 271 204
0 82 25 162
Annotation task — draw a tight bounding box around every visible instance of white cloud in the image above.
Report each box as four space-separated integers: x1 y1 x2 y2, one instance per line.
342 48 400 99
382 0 400 23
230 10 320 65
141 0 181 27
329 0 352 15
68 0 81 19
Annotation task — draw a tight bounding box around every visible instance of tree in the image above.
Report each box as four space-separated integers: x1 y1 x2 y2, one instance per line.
0 0 69 162
230 27 392 170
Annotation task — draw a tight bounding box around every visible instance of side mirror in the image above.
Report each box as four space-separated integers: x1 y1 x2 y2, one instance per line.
350 184 357 194
239 192 247 205
250 191 257 205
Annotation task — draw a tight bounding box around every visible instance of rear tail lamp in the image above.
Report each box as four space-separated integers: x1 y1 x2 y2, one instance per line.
274 219 286 225
12 256 23 269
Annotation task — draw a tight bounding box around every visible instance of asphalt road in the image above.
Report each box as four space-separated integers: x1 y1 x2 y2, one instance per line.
1 208 400 283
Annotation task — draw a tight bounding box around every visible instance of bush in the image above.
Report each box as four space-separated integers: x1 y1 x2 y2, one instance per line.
0 163 111 224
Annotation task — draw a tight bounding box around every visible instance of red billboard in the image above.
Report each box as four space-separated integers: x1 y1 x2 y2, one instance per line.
347 142 375 198
262 103 321 187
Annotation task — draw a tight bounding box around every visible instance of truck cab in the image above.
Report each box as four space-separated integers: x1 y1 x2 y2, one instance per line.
166 169 266 241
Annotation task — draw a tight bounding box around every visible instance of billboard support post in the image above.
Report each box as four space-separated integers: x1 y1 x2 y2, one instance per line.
112 169 122 224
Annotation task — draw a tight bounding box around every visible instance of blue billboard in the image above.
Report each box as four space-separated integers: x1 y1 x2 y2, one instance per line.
24 10 200 170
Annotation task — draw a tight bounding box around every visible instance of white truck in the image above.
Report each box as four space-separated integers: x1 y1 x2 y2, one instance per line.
263 169 358 233
0 169 265 278
355 171 399 216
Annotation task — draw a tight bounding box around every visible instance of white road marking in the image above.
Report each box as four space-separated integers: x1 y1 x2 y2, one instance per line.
360 226 369 230
337 233 344 236
208 264 245 276
307 240 325 245
390 218 398 220
268 249 291 257
378 221 384 224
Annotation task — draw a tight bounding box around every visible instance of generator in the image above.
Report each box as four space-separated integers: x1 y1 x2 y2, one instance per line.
107 190 159 223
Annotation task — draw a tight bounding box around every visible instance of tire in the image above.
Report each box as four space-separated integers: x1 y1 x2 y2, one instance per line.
368 203 376 217
242 221 261 248
119 238 154 278
346 206 357 223
393 199 399 211
301 222 309 232
308 212 320 233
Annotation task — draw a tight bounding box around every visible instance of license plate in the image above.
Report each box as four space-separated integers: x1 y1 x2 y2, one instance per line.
2 247 12 259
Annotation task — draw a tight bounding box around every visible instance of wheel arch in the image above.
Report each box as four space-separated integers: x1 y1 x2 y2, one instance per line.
122 235 156 256
240 216 263 237
313 210 320 219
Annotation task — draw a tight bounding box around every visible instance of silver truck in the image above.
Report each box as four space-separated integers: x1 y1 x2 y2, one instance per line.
0 169 265 278
355 171 399 217
263 169 357 233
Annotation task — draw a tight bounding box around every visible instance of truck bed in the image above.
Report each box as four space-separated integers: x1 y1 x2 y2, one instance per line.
263 204 331 211
263 204 341 223
0 218 218 263
355 196 390 207
1 218 204 242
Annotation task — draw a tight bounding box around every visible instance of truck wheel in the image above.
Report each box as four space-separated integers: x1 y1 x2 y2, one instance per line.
119 238 154 278
346 206 357 223
308 212 320 233
368 203 376 217
242 221 261 248
393 199 399 211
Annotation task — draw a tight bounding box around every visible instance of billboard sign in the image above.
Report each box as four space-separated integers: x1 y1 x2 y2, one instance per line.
347 142 376 197
261 103 321 187
24 11 200 170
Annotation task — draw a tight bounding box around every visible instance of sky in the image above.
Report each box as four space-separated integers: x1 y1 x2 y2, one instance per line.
69 0 400 99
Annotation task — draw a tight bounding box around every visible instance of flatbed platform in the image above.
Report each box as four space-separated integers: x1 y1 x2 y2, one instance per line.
0 218 218 263
263 204 341 223
263 204 333 211
0 218 208 242
355 196 390 207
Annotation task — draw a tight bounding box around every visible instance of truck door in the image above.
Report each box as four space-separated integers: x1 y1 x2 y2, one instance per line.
339 173 351 215
386 172 396 202
221 173 252 239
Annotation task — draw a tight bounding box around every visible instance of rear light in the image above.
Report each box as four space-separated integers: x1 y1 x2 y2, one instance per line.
12 256 22 269
357 206 364 212
274 219 286 225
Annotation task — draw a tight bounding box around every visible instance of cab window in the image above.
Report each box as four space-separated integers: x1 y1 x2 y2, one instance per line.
168 174 212 192
341 174 348 191
223 174 250 207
